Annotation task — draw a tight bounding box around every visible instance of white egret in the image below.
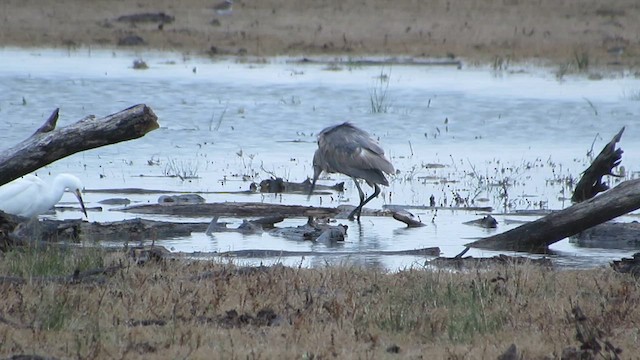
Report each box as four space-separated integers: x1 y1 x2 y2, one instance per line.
0 173 88 218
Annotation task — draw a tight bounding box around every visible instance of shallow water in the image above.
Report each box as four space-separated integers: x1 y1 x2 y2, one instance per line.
1 48 640 270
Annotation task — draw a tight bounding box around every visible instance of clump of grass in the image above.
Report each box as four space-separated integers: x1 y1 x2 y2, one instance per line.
573 49 589 71
622 89 640 101
556 49 591 79
491 55 511 74
370 69 392 113
163 158 199 180
358 269 507 343
3 245 105 277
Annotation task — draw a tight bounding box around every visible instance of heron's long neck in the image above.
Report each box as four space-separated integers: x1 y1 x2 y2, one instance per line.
49 177 69 204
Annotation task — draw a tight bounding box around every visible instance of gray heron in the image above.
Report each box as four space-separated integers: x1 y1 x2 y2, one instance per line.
308 122 394 221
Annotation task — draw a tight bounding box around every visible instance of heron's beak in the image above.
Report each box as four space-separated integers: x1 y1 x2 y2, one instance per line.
74 189 88 218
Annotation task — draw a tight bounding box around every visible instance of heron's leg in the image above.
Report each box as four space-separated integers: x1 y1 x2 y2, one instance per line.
359 183 381 214
348 178 366 221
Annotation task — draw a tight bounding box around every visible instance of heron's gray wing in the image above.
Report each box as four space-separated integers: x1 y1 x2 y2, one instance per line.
317 123 394 184
319 122 385 155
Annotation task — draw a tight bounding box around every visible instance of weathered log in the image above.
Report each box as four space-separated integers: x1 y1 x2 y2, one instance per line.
8 218 209 244
570 222 640 249
384 204 493 212
572 127 624 203
213 247 441 258
119 201 340 218
269 217 348 242
205 215 285 235
0 104 159 186
467 178 640 252
259 177 344 194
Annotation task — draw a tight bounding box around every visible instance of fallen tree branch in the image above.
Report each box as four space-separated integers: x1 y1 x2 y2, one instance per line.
259 177 344 194
572 127 624 203
120 202 340 218
466 178 640 252
0 104 159 186
392 211 426 227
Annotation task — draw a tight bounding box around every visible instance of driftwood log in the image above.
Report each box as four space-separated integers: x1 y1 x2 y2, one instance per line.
467 178 640 252
7 218 209 244
259 177 344 194
572 127 624 203
119 202 340 218
0 104 159 186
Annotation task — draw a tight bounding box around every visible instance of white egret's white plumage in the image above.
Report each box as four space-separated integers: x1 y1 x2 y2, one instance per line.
0 173 88 218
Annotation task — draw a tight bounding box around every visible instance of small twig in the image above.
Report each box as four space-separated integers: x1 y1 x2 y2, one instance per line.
213 103 228 131
583 97 598 116
586 132 600 159
259 161 279 179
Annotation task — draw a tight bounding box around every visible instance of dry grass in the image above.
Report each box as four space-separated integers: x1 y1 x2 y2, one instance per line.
0 247 639 359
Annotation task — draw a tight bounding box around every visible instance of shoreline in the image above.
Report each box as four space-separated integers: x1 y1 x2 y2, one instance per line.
2 45 636 80
1 0 639 70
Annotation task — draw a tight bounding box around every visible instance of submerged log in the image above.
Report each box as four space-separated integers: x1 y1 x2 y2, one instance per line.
119 201 340 218
570 222 640 249
467 178 640 252
259 177 344 194
213 247 441 258
463 215 498 229
269 217 348 242
0 104 159 186
572 127 624 203
205 216 284 235
384 204 493 212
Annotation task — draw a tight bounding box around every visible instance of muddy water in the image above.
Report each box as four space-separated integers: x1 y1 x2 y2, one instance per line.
1 48 640 270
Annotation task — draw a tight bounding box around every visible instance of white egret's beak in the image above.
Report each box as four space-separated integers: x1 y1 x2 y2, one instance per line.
74 189 88 218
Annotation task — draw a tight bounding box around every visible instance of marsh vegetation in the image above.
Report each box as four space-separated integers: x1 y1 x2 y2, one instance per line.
0 247 636 359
